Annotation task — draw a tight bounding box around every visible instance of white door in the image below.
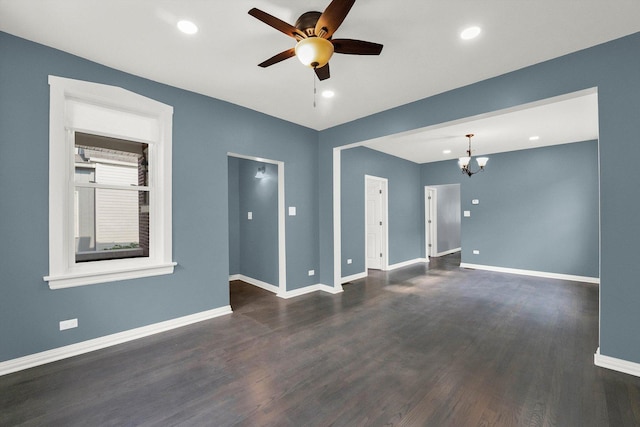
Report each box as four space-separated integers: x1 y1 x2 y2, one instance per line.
425 187 437 257
366 176 387 270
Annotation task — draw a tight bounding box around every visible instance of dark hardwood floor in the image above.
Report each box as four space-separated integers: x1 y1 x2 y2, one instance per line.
2 254 640 426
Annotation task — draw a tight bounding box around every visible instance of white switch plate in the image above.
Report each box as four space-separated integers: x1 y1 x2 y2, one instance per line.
59 318 78 331
473 250 480 255
308 269 315 276
464 210 471 217
347 259 352 264
289 206 296 216
247 212 252 220
472 199 479 205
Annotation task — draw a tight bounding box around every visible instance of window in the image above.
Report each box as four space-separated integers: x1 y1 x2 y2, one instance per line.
45 76 175 289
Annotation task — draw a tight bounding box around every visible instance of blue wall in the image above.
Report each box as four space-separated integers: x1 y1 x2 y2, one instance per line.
340 147 422 277
236 159 279 285
228 157 241 275
319 32 640 364
2 28 640 367
422 141 599 277
0 32 318 362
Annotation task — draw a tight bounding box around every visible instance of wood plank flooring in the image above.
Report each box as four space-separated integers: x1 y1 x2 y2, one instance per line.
2 254 640 426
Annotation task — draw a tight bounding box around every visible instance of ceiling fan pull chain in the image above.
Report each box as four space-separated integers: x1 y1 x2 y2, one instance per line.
313 69 317 108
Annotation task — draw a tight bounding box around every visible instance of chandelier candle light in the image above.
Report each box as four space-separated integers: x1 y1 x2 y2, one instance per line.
458 134 489 177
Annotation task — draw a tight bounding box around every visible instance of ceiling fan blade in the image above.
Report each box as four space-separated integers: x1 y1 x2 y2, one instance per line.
315 0 356 39
332 39 383 55
258 48 296 68
314 63 330 81
249 8 306 40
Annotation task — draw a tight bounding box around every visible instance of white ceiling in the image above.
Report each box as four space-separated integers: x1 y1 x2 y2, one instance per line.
0 1 637 160
363 89 599 164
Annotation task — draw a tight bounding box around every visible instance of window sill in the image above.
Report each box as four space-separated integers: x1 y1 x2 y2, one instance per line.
44 262 177 289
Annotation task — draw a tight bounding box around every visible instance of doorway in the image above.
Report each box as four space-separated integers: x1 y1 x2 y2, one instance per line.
365 175 388 270
227 153 286 297
424 184 461 258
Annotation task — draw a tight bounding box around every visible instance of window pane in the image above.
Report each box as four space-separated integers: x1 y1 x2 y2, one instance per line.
75 189 149 262
74 133 149 263
75 132 149 187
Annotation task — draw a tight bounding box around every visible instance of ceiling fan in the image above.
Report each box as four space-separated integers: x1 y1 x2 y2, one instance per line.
248 0 383 81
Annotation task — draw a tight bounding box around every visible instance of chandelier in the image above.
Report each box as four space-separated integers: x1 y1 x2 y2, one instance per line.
458 134 489 177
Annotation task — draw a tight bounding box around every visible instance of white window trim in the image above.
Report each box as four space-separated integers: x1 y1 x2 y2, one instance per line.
44 76 175 289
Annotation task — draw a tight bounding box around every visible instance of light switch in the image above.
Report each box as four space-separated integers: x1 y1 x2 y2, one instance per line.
464 210 471 217
472 199 479 205
247 212 252 220
289 206 296 216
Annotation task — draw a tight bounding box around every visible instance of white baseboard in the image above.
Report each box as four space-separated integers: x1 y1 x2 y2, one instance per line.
278 283 343 299
229 274 280 294
341 271 367 284
0 306 232 377
230 275 343 299
594 347 640 378
459 263 600 284
387 258 429 271
434 247 461 257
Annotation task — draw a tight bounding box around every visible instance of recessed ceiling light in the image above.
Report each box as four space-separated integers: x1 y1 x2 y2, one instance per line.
460 26 481 40
177 20 198 35
529 135 540 141
443 149 452 154
322 90 335 98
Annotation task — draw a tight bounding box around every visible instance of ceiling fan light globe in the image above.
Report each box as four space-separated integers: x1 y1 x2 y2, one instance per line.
295 37 334 68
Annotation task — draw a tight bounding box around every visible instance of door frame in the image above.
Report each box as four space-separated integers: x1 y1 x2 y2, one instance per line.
365 175 389 271
227 152 286 295
425 186 437 257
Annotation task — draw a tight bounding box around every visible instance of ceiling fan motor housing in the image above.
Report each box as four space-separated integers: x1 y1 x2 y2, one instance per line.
295 11 323 37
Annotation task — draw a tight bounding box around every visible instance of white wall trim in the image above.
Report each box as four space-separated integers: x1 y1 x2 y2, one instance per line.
278 283 343 299
594 347 640 378
435 247 461 257
333 147 342 291
0 306 232 377
387 258 429 271
229 274 279 294
341 271 368 284
46 76 175 289
459 263 600 284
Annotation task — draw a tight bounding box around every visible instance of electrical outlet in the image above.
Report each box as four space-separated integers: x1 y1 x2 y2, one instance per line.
473 250 480 255
59 318 78 331
308 269 315 276
347 259 352 264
